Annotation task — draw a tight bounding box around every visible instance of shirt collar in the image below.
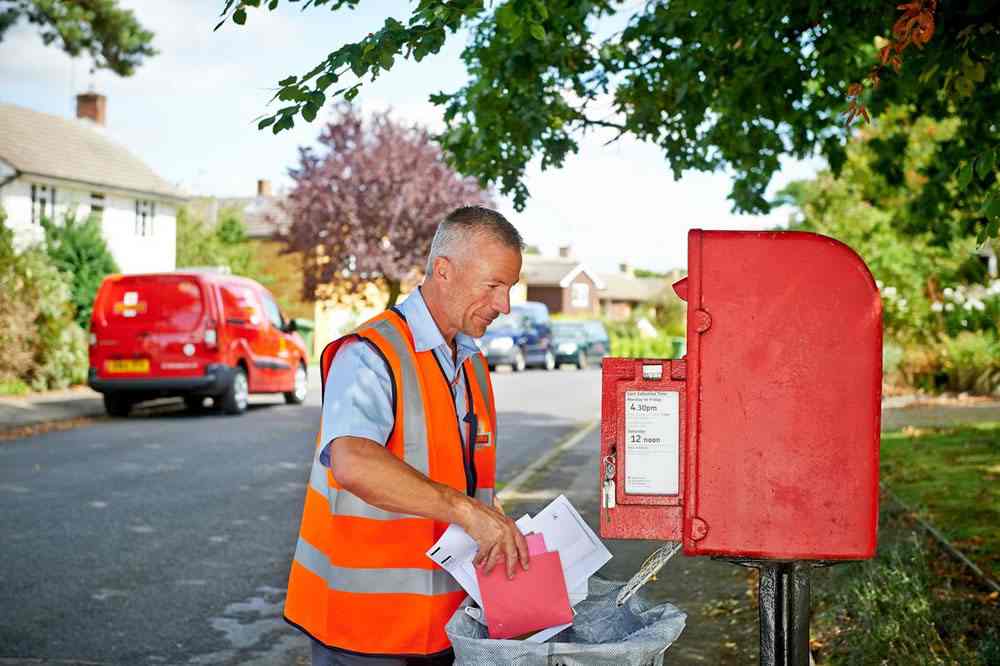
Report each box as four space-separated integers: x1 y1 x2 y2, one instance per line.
397 287 480 360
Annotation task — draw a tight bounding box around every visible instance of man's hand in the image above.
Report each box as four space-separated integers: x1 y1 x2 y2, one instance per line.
461 499 529 580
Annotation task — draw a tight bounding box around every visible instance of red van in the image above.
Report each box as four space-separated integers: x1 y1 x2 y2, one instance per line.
88 272 309 417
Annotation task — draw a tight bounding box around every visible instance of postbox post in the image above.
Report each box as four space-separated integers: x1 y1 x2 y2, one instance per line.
731 560 812 666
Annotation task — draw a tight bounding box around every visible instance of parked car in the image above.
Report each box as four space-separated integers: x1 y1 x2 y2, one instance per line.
580 320 611 362
87 272 309 417
480 312 529 371
551 322 592 368
510 302 556 370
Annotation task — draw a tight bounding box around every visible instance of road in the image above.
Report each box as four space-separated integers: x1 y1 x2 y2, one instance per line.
0 365 601 665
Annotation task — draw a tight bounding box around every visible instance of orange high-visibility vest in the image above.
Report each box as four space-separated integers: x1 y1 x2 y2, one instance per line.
284 308 498 657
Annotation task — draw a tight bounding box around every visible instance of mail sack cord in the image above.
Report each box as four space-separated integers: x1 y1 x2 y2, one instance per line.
616 542 683 607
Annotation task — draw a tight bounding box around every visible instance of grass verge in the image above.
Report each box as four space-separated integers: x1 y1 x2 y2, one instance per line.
880 422 999 578
810 423 1000 664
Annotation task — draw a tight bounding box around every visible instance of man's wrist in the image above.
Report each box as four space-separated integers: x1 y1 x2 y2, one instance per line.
440 484 476 527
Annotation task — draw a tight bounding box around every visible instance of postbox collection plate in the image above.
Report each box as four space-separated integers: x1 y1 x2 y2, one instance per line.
600 358 685 541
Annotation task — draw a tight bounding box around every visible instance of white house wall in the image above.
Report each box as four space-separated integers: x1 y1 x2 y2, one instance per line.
98 195 176 274
0 179 43 250
0 176 177 272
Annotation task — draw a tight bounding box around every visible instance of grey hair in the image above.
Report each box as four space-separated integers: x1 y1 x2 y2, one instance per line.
425 206 524 275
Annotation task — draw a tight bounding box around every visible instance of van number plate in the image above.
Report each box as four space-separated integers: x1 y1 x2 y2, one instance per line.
105 359 150 374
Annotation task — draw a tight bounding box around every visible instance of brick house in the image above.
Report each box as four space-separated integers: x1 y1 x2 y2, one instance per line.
519 249 605 316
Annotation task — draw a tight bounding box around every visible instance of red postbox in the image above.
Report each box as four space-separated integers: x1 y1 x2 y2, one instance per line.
600 229 882 561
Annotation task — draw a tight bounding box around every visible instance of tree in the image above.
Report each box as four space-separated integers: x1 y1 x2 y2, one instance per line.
1 0 156 76
175 206 267 283
779 105 989 342
42 212 119 330
278 105 491 309
222 0 999 241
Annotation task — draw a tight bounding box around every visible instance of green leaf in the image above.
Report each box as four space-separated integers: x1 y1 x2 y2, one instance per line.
530 24 546 41
268 0 279 9
278 75 298 86
344 86 360 101
257 116 276 130
316 73 338 89
984 193 1000 219
302 105 318 122
957 162 973 190
233 7 247 25
976 151 995 180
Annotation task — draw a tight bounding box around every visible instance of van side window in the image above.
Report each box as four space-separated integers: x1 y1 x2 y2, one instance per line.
221 284 262 327
261 294 284 330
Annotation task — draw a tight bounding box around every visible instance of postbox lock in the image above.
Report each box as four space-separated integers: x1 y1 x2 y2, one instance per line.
691 517 709 541
693 309 712 334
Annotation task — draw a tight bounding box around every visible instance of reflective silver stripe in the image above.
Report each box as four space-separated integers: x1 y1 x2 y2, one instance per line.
475 487 494 506
467 354 496 445
369 319 430 477
294 537 463 595
308 460 417 520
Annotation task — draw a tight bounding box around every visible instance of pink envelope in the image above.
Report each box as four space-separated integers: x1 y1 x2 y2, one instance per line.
525 532 547 556
476 549 573 639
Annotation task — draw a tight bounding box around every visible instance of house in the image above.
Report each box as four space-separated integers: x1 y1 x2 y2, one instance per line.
518 248 684 321
0 94 186 272
519 248 605 316
599 264 685 321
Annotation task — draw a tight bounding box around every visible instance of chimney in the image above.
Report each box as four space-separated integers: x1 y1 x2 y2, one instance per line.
620 262 634 276
76 92 106 126
257 179 272 197
558 245 573 259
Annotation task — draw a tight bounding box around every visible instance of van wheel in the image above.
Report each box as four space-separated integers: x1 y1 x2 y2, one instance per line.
216 367 249 415
543 350 556 371
103 393 132 418
284 364 308 405
576 352 588 369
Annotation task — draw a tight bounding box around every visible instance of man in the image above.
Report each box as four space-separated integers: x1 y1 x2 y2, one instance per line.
285 206 531 665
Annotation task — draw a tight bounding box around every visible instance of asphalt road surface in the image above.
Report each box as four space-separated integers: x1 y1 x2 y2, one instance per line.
0 364 600 665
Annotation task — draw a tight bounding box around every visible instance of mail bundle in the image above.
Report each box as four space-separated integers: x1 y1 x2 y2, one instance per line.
426 494 612 641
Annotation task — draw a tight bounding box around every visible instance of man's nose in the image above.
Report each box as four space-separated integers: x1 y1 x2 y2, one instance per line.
495 288 511 315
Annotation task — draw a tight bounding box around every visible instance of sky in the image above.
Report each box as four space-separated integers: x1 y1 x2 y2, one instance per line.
0 0 821 273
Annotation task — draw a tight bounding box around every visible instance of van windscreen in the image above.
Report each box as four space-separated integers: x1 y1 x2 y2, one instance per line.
99 276 205 331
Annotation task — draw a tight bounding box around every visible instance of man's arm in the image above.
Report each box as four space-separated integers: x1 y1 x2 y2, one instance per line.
330 436 530 578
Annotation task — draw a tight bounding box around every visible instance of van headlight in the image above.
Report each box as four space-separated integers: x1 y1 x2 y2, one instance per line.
489 337 514 352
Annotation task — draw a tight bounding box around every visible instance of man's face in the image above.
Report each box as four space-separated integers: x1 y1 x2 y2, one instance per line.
442 237 522 338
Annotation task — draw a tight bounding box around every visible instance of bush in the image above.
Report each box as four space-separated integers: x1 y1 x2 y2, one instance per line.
607 320 684 358
175 207 269 285
0 211 88 391
940 331 1000 395
42 212 119 330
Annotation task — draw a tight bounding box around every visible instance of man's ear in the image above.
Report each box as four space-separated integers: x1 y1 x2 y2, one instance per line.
433 255 452 282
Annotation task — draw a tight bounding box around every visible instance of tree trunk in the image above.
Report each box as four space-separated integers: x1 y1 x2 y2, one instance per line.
385 279 402 310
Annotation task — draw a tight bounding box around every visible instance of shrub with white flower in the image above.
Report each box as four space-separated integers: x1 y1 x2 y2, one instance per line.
929 280 1000 336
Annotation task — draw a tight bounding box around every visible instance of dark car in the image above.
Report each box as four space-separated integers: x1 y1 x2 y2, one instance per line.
580 320 611 362
551 322 592 369
510 302 556 370
480 312 529 371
